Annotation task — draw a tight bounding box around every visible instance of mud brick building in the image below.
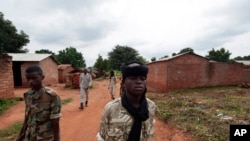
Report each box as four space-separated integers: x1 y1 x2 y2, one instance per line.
58 64 75 83
0 53 60 98
7 53 60 88
147 52 250 92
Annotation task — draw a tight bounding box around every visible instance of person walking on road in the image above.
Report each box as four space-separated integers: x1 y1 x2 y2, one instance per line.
97 61 157 141
16 65 61 141
108 70 117 100
79 68 92 110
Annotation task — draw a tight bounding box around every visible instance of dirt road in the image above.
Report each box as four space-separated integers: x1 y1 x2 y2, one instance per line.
0 79 194 141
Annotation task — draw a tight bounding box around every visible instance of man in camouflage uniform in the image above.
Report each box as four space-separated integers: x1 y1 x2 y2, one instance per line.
97 61 157 141
16 65 61 141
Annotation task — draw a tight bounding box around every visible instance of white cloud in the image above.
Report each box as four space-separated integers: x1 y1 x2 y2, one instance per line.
1 0 250 66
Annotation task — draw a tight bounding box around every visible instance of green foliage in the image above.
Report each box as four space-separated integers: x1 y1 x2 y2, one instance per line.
178 47 194 54
94 54 109 70
172 47 194 56
108 45 147 70
151 57 156 62
61 98 73 105
35 49 55 55
0 99 17 115
206 48 231 62
0 122 22 141
136 56 149 64
148 86 250 141
159 55 169 60
0 12 30 53
95 76 105 81
234 55 250 60
56 47 86 67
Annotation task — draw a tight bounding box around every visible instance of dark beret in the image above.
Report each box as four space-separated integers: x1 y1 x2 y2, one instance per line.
121 61 148 79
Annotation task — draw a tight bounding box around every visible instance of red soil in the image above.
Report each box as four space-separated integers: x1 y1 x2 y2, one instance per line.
0 79 195 141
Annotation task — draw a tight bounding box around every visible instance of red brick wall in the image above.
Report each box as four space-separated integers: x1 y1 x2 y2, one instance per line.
58 66 74 83
72 73 80 89
40 57 58 85
147 61 167 92
147 53 248 92
206 62 244 86
243 66 250 83
21 57 58 87
166 54 209 90
0 54 14 98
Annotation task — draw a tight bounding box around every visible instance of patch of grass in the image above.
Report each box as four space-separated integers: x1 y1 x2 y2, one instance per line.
96 77 105 81
65 85 74 89
0 122 22 141
61 98 73 105
0 98 19 115
148 86 250 141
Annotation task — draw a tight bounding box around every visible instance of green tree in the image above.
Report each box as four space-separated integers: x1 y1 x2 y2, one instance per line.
0 12 29 53
151 57 156 62
102 59 109 70
108 45 146 70
56 47 86 67
172 47 194 56
179 47 194 54
234 55 250 60
94 54 109 70
35 49 55 55
159 55 169 60
206 48 231 62
136 56 149 64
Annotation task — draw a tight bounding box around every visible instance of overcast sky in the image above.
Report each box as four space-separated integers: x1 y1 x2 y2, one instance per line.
1 0 250 66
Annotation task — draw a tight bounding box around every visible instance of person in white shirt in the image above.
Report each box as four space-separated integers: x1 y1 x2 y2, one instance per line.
108 70 117 100
79 68 92 109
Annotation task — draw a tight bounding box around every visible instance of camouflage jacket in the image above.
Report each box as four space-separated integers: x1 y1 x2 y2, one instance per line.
22 87 61 141
97 98 157 141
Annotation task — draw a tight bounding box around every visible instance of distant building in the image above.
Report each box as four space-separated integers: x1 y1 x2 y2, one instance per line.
235 60 250 66
58 64 75 83
8 53 60 87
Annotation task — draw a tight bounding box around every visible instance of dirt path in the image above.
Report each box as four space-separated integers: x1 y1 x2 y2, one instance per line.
0 79 195 141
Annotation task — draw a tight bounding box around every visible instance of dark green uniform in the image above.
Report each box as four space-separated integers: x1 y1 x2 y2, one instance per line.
21 87 61 141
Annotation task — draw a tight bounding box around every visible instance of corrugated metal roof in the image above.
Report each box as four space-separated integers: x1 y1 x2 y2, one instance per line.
235 60 250 65
8 53 52 61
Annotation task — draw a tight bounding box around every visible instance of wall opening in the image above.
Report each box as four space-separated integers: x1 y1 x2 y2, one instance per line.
12 61 23 86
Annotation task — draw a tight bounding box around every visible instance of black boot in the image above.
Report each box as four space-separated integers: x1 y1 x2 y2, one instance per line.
85 101 88 107
79 103 84 110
